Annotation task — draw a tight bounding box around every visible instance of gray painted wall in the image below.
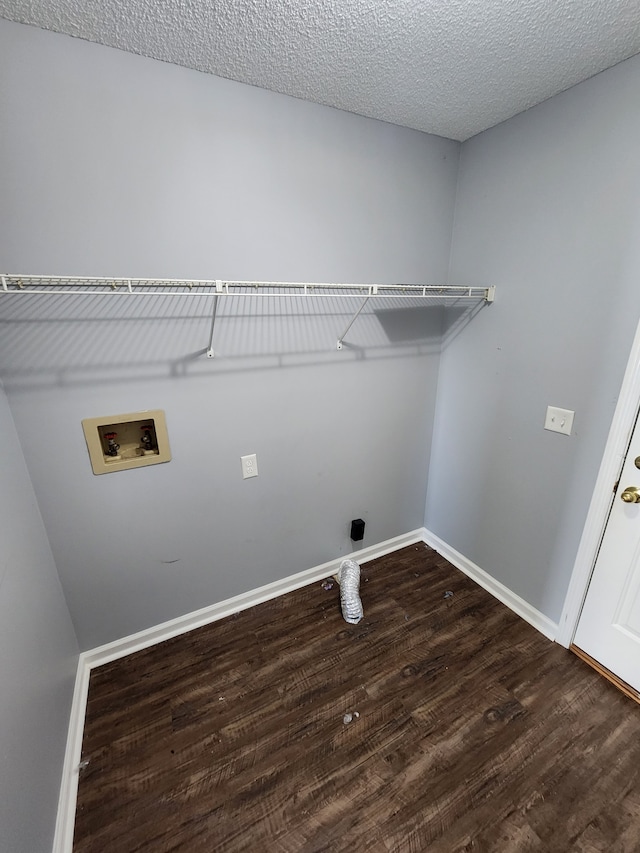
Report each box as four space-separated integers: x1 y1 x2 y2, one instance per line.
426 53 640 622
3 22 640 849
0 20 459 649
0 382 79 853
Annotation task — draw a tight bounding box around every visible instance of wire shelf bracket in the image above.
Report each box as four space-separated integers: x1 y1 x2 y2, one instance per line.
337 296 370 350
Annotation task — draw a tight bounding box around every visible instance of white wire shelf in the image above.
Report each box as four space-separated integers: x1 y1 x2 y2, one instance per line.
0 274 495 356
1 274 495 302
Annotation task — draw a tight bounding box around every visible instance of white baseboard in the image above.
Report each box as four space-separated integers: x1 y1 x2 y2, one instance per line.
83 528 427 670
421 528 558 641
54 526 557 852
52 527 425 853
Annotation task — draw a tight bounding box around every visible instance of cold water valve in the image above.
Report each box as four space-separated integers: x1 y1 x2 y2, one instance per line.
140 425 154 454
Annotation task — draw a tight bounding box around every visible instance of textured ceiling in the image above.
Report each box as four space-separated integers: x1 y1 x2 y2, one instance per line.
2 0 640 140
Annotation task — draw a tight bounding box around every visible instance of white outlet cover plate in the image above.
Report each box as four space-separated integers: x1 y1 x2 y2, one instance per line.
241 453 258 478
544 406 575 436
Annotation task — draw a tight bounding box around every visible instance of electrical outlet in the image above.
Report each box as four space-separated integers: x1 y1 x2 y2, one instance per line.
544 406 574 436
241 453 258 479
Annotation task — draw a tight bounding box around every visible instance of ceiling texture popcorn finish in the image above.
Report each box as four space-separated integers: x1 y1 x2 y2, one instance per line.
1 0 640 139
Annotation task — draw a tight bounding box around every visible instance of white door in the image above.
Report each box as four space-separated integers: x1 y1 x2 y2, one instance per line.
574 410 640 691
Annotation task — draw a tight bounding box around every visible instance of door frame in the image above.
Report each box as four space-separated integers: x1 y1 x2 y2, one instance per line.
558 316 640 647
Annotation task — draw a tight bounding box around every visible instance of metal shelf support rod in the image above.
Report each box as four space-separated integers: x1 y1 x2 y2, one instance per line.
206 282 222 358
337 297 370 350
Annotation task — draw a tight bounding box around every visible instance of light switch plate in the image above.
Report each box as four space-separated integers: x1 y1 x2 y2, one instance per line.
544 406 574 436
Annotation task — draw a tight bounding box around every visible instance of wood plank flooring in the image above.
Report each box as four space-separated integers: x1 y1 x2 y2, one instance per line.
73 544 640 852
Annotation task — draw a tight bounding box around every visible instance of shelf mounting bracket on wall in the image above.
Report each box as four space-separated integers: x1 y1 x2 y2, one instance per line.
205 280 223 358
337 295 371 350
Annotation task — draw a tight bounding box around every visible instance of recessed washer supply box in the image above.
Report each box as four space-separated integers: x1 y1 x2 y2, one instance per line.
82 410 171 475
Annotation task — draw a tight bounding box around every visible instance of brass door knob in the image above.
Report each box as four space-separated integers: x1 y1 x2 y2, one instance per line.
621 486 640 503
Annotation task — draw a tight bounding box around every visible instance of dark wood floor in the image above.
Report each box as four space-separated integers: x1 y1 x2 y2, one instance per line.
74 544 640 852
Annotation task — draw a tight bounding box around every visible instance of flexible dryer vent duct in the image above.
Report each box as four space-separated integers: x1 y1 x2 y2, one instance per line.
338 559 364 624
